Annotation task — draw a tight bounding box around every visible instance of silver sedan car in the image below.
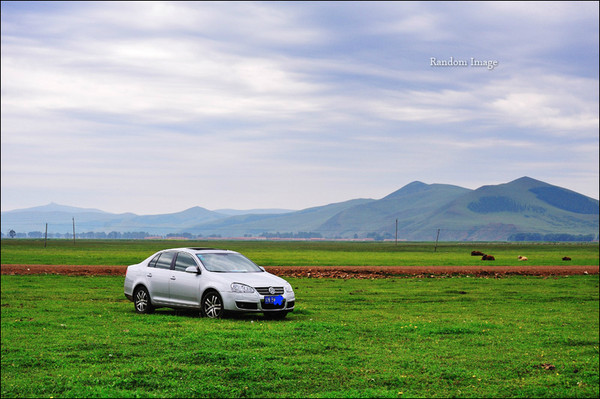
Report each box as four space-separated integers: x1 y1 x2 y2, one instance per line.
124 247 295 319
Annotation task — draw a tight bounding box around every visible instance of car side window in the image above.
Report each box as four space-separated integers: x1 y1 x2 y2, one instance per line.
174 252 198 272
155 252 175 270
148 254 161 268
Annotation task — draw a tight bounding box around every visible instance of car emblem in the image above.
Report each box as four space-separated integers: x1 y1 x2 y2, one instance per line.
268 286 276 295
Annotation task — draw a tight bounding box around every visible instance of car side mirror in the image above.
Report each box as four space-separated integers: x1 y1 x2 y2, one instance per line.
186 266 201 274
259 266 266 272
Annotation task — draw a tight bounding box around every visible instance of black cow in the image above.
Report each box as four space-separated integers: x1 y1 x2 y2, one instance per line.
562 256 572 261
471 251 484 256
482 254 495 261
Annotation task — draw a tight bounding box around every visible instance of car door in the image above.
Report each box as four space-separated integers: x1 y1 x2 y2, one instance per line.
169 252 202 307
146 251 175 304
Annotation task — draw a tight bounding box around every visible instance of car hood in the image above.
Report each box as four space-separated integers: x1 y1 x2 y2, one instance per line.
207 271 289 288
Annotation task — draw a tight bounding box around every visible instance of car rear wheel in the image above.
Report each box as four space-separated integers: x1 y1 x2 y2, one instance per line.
201 291 224 318
134 287 154 314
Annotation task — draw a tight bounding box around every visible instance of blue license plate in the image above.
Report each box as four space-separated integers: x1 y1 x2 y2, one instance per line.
264 295 284 305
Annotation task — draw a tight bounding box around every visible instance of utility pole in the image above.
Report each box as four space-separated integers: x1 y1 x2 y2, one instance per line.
395 219 398 245
72 218 76 244
44 223 48 248
434 229 440 252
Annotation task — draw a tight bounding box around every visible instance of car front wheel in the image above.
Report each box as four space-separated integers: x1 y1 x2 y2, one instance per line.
134 287 154 314
201 291 224 318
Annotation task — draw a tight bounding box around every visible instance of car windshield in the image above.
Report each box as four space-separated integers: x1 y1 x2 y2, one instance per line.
196 253 263 273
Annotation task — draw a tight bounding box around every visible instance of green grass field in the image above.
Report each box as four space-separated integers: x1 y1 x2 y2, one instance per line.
1 240 598 398
1 239 598 266
1 274 598 398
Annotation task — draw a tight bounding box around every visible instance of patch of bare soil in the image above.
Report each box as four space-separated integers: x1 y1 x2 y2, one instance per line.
1 264 597 278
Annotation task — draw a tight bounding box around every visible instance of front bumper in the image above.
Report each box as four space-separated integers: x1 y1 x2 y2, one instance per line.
223 291 295 313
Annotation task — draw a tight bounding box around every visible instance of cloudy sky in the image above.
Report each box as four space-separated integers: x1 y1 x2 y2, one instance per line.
2 1 598 215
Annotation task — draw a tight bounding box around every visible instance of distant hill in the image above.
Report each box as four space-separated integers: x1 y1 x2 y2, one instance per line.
6 202 109 214
315 182 470 239
188 198 375 237
400 177 599 240
215 208 295 216
0 205 224 236
1 177 598 241
102 207 227 234
1 203 135 235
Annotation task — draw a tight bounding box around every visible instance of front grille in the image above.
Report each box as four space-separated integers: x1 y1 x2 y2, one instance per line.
255 286 284 295
262 300 286 309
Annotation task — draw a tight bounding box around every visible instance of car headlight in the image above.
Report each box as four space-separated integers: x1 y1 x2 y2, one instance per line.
284 284 294 293
231 283 255 293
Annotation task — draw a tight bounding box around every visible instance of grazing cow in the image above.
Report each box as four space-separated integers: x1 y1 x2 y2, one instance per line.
482 254 495 261
471 251 484 256
518 256 528 261
562 256 572 261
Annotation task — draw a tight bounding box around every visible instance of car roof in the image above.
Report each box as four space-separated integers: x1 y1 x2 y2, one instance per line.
160 247 236 253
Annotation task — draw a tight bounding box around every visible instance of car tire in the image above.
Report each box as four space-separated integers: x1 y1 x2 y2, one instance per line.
201 291 225 318
134 286 155 314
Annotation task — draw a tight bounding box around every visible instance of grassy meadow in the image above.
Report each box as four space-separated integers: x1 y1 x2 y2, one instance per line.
1 274 598 398
1 239 598 267
1 240 598 398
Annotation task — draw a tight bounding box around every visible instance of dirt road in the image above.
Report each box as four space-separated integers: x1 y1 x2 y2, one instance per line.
1 264 597 278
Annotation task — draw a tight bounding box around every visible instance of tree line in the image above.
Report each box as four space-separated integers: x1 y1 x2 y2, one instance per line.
508 233 597 242
2 229 597 242
2 230 200 239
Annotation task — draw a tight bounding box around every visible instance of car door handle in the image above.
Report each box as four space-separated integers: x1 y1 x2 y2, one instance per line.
170 276 176 280
146 273 152 278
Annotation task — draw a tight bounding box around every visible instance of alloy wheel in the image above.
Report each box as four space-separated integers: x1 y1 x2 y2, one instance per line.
203 292 223 318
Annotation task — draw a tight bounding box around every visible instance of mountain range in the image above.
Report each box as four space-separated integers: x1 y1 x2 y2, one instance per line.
1 177 598 241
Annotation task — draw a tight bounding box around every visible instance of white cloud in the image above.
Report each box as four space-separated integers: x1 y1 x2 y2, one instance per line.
486 74 599 133
1 1 598 213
